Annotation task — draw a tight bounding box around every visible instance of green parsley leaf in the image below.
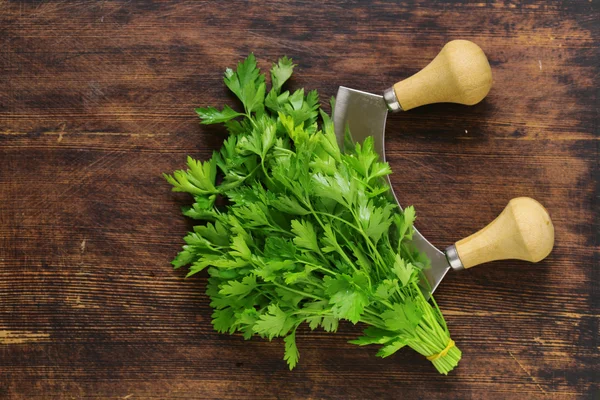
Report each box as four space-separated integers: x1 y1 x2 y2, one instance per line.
196 105 244 124
395 205 416 245
381 300 423 333
271 195 310 216
349 327 398 346
212 307 236 334
324 274 369 324
393 254 416 287
376 338 409 358
291 220 320 253
219 275 257 297
271 56 295 94
230 236 252 260
172 249 194 269
253 304 294 340
284 330 300 370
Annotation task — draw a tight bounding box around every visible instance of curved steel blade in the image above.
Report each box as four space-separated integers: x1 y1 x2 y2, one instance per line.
333 87 388 158
333 86 450 295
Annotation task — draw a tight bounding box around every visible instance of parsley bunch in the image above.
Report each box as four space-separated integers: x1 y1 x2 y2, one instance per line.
165 55 461 374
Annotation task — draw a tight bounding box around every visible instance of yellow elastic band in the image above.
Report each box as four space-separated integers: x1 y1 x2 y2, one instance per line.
426 340 455 361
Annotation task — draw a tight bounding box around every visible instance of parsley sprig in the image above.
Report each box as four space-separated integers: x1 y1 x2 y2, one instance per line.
165 54 461 374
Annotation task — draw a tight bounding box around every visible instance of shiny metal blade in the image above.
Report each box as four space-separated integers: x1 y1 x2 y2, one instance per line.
334 87 388 158
333 86 451 295
412 232 451 295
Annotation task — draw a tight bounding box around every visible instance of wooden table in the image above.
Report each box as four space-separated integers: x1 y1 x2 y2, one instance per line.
1 1 597 398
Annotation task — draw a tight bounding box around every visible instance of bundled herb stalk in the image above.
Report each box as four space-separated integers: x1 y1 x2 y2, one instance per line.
165 55 461 374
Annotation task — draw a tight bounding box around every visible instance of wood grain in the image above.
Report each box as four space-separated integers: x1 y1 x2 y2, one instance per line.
0 0 597 398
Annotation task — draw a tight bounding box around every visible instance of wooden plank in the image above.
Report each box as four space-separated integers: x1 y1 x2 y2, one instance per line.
0 0 597 398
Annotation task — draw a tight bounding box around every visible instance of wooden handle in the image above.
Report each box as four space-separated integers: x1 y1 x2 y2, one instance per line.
454 197 555 269
393 40 492 111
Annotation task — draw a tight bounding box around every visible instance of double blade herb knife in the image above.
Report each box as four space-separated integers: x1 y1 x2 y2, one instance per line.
334 40 554 294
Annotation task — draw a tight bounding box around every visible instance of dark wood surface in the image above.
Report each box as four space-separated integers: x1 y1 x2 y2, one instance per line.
0 1 597 398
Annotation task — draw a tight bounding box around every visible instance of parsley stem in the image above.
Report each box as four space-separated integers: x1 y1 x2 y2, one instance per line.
259 158 278 189
316 207 389 280
270 282 325 301
427 294 448 333
265 226 295 237
363 308 385 321
380 300 395 309
274 146 295 155
244 114 257 127
359 316 388 331
310 210 373 281
302 202 360 275
293 309 330 317
313 210 360 231
296 260 336 276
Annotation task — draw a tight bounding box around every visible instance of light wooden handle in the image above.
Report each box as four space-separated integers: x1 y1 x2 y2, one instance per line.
454 197 555 269
392 40 492 111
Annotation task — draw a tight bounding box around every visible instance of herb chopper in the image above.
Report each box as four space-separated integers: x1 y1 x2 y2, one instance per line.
334 40 555 294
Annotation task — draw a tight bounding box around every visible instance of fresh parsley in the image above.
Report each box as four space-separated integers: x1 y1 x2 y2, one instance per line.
165 55 461 374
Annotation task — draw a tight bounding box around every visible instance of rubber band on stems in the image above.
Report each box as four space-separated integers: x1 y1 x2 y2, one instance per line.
426 340 455 361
